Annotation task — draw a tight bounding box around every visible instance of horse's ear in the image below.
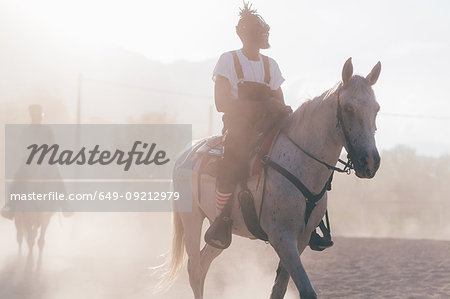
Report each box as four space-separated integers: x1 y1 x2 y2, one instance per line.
366 61 381 86
342 57 353 85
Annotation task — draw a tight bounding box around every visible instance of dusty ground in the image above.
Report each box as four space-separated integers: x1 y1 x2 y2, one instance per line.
0 213 449 299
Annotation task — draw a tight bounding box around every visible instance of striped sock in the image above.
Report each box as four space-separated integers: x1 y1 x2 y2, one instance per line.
215 191 232 216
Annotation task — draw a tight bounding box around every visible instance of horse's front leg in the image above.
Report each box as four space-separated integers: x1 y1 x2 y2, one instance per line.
270 260 290 299
14 216 24 256
270 230 316 299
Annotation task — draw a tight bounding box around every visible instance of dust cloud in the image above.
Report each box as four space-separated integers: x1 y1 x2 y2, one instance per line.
1 101 449 298
0 213 298 299
1 143 450 298
2 3 450 297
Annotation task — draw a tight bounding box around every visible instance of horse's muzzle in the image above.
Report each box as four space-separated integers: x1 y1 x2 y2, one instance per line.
354 149 380 179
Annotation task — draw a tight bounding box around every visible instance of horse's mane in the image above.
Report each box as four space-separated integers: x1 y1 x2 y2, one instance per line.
285 82 341 130
286 75 374 129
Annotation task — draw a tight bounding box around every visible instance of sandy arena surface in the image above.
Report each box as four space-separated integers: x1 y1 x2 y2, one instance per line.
1 214 449 299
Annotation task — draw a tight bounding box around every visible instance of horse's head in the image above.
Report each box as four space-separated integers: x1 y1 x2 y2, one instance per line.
337 58 381 179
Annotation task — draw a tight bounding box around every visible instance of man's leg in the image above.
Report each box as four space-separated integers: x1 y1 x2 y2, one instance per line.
215 190 233 217
205 120 251 249
204 153 242 249
1 203 14 220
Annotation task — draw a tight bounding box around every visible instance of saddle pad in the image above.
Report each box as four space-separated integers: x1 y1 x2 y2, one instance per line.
195 135 222 155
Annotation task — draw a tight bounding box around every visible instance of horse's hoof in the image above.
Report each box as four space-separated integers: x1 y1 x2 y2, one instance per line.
300 291 317 299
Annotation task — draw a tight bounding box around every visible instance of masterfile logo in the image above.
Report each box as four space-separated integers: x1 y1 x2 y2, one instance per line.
26 141 170 171
4 124 192 212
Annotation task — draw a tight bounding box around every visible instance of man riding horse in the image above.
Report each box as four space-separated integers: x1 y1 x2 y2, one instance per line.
204 2 333 251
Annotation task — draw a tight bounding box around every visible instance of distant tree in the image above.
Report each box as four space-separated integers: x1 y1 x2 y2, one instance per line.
328 145 450 239
126 112 176 124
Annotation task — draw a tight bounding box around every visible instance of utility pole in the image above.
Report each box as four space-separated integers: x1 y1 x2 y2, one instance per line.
208 104 214 136
76 73 82 148
76 73 82 124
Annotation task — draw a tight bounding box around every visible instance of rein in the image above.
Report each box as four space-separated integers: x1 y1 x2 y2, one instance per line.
283 133 353 174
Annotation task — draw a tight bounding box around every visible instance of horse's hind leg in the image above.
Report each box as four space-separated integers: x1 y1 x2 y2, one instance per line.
199 244 223 293
181 209 207 299
38 215 51 256
270 260 290 299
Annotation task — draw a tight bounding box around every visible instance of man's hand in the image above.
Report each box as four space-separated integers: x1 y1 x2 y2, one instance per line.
266 98 292 116
215 75 292 116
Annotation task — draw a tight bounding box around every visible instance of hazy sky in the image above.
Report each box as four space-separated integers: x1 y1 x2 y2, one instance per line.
5 1 449 61
2 0 450 155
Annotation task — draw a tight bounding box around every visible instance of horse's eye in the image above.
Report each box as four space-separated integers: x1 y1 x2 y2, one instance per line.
345 105 354 113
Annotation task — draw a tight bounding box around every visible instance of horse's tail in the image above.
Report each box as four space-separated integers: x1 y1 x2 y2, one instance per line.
153 139 203 292
153 211 186 292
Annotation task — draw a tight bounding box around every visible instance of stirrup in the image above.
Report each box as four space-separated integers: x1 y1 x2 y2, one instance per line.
309 230 333 251
204 214 233 249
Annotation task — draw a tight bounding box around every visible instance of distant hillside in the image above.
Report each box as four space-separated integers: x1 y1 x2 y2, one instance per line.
0 16 221 136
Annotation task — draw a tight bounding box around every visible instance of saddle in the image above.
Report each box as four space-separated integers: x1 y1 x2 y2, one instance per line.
195 127 280 179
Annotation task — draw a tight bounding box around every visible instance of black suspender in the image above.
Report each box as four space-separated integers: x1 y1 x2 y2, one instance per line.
261 54 270 85
231 51 244 80
231 50 270 85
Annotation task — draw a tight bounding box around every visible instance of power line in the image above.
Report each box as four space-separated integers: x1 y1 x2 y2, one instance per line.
379 112 450 120
83 77 211 99
81 77 450 120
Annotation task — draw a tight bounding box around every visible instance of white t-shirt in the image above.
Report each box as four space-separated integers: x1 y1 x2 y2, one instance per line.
212 49 285 100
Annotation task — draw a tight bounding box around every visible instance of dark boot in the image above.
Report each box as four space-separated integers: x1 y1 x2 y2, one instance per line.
1 206 14 220
204 197 233 249
309 230 334 251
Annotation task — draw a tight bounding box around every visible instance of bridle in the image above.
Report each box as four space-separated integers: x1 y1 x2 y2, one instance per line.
281 83 354 175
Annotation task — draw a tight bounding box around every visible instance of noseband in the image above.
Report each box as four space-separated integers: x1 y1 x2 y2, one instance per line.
336 84 357 168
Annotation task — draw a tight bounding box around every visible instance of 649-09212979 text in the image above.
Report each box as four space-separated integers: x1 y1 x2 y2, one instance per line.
8 191 180 201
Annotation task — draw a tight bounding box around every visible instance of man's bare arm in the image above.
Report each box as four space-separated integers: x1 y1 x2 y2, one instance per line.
214 75 233 113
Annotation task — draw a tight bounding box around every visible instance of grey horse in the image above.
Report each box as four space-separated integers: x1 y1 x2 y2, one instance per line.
158 57 381 299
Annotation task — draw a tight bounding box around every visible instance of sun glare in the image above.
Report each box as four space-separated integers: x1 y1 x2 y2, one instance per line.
8 0 227 62
11 0 113 46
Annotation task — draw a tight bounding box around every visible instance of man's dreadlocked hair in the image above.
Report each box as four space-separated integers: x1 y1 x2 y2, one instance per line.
239 1 258 20
236 1 269 36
